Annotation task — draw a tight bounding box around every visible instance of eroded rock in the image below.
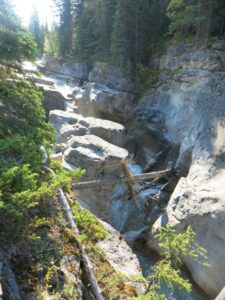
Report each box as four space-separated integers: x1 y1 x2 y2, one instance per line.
38 86 66 118
49 110 126 146
89 63 133 93
38 58 89 80
64 134 128 177
152 41 225 71
27 74 55 87
145 45 225 298
75 83 134 123
97 221 141 276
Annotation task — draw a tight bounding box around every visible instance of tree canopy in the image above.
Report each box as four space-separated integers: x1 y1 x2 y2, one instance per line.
49 0 225 73
0 0 37 61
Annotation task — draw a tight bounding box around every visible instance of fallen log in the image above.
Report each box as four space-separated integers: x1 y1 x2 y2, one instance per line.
73 168 175 190
0 262 3 300
45 167 105 300
0 254 21 300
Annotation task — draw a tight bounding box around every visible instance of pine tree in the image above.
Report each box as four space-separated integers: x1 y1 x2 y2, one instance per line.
29 8 44 56
0 0 37 61
54 0 73 58
75 0 98 62
111 0 137 71
166 0 223 39
111 0 167 72
94 0 117 61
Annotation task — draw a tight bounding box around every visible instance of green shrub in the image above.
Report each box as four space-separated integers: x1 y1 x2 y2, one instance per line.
50 160 86 192
0 67 55 216
132 225 209 299
72 201 108 242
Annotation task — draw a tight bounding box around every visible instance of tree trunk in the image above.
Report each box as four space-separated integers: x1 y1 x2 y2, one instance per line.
45 167 105 300
73 168 175 190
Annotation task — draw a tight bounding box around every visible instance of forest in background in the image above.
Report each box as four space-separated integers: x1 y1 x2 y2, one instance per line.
1 0 225 74
45 0 225 73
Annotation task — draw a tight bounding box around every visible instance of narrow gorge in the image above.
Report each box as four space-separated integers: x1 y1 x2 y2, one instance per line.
23 39 225 300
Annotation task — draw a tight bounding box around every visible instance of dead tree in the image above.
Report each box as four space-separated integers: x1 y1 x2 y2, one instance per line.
72 168 175 190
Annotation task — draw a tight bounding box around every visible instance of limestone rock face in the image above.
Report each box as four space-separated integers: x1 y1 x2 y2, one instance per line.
38 86 66 118
63 133 128 220
75 83 134 123
89 63 133 93
97 220 141 276
64 135 128 177
61 61 89 80
215 287 225 300
49 109 128 221
152 41 225 71
49 110 126 146
38 58 89 80
129 103 170 169
144 43 225 298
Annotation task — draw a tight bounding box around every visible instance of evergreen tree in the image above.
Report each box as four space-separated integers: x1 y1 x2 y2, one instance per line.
198 0 220 40
216 0 225 37
29 8 44 56
167 0 224 39
94 0 117 61
111 0 137 71
49 0 225 69
75 0 117 62
167 0 198 36
111 0 168 72
55 0 73 58
75 0 98 62
0 0 37 61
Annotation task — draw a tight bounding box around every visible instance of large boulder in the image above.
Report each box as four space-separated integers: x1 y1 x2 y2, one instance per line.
64 134 128 177
75 83 134 123
63 135 128 220
38 86 66 118
49 110 126 146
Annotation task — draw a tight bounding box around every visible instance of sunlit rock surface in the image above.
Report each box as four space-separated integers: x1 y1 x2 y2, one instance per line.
146 42 225 298
49 110 126 146
64 135 128 177
75 82 134 123
97 220 141 276
89 63 133 93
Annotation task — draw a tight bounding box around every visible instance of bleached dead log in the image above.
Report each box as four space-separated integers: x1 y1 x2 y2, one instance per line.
45 167 105 300
73 168 175 190
0 255 21 300
0 262 3 300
